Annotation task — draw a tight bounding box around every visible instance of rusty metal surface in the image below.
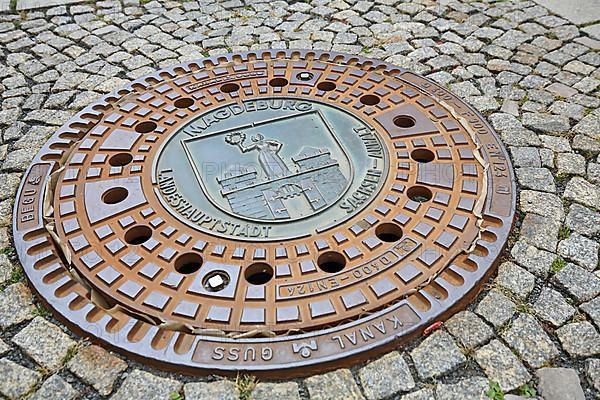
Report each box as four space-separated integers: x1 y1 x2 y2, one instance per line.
13 50 516 377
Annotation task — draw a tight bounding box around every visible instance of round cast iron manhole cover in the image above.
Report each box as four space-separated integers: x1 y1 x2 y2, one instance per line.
13 50 515 377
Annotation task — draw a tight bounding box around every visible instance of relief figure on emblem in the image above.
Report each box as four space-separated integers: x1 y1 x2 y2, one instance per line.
216 127 348 221
225 131 289 179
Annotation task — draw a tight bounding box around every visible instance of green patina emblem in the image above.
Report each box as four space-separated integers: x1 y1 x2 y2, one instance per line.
155 98 388 240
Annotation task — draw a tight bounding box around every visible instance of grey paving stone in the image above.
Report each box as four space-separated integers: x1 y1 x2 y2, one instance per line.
427 55 459 70
251 382 300 400
95 77 130 93
581 296 600 328
474 27 503 40
0 108 20 127
540 135 571 153
29 374 78 400
557 233 599 271
0 338 9 356
544 49 575 66
0 253 14 287
588 162 600 184
533 286 576 327
511 240 555 278
497 70 523 85
26 108 72 126
51 71 89 91
449 81 480 97
522 112 570 134
521 75 550 90
435 377 488 400
573 109 600 140
410 331 466 380
495 261 536 299
564 177 600 209
502 313 559 368
586 359 600 392
526 89 554 106
465 95 500 113
536 367 585 400
427 71 454 85
522 106 545 124
184 380 237 400
566 204 600 237
475 340 531 391
557 153 586 175
2 148 38 171
533 0 600 25
519 213 560 252
399 388 435 400
574 77 600 94
500 99 519 116
554 263 600 303
0 198 13 226
475 289 516 327
511 147 542 168
582 23 600 40
564 60 595 76
67 344 128 396
0 229 10 251
12 317 77 371
358 352 414 399
444 310 494 349
14 125 54 151
111 370 182 400
0 282 35 329
495 29 531 50
532 141 552 163
573 134 600 153
305 369 364 400
557 322 600 357
489 113 542 147
516 168 556 193
0 358 41 400
545 82 577 98
0 174 21 202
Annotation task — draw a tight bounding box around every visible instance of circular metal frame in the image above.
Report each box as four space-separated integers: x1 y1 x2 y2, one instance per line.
13 50 516 377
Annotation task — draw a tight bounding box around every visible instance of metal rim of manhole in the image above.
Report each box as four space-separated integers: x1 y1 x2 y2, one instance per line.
13 49 516 377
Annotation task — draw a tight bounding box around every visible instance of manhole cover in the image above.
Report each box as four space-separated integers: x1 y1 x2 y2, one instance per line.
14 50 515 376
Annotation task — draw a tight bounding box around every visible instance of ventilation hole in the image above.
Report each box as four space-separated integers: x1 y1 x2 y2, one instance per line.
101 187 128 204
135 121 157 133
202 270 230 292
411 149 435 163
375 223 404 242
317 81 336 91
269 77 289 87
220 82 240 93
297 72 313 81
407 186 433 203
174 252 203 274
245 263 274 285
124 225 152 245
360 94 380 106
393 115 416 128
317 251 346 273
174 97 194 108
108 153 133 167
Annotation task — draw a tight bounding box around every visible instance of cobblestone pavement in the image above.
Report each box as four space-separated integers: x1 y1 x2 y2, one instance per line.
0 0 599 399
